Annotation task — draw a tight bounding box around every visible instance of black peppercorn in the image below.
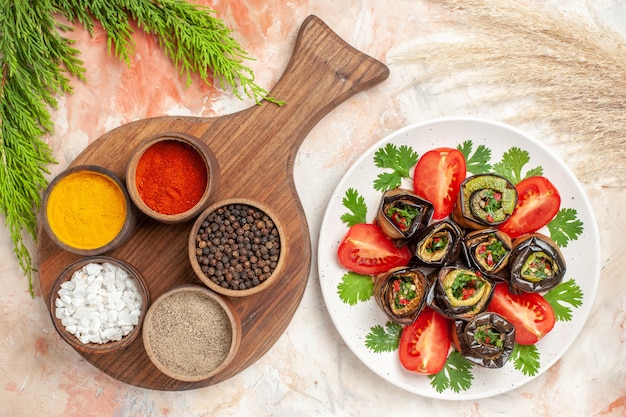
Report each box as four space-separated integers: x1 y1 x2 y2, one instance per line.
194 203 281 291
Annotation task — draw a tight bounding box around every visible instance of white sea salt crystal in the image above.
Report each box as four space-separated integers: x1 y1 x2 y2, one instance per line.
54 262 143 345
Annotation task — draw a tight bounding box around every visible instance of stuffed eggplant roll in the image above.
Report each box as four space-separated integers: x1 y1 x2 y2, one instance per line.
376 188 433 245
463 229 512 278
410 219 464 267
508 233 566 293
427 266 495 320
451 312 516 368
374 266 429 325
452 174 517 230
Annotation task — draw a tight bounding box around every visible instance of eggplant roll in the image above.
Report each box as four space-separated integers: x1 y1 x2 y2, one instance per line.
463 229 513 277
452 174 517 230
410 219 463 267
508 233 566 293
427 266 495 320
376 188 433 245
451 312 516 368
374 266 429 325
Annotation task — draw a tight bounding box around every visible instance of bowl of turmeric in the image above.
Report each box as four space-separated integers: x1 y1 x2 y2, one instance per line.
126 132 220 224
42 165 136 256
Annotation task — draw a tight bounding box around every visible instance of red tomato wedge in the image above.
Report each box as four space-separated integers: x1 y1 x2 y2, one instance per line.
499 176 561 238
399 307 451 374
413 147 466 220
337 223 412 275
489 284 556 345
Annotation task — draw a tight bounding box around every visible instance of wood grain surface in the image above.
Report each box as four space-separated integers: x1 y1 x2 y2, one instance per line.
36 15 389 390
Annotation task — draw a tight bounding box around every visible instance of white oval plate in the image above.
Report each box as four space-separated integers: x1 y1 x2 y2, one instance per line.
317 117 600 400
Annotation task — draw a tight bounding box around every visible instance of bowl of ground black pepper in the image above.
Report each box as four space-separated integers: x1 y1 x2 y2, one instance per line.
126 132 220 223
189 199 285 297
142 285 241 382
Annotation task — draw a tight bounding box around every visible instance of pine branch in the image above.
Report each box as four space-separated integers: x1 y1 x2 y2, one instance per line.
1 0 282 296
1 0 85 295
53 0 284 104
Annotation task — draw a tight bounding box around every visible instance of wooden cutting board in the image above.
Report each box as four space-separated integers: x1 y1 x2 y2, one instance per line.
36 15 389 390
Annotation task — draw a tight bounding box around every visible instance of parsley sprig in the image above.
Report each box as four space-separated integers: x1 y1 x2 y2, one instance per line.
340 188 368 226
337 272 374 306
547 208 584 248
429 352 474 393
373 143 418 191
365 322 403 353
511 344 541 376
544 279 584 321
492 147 543 184
457 140 492 174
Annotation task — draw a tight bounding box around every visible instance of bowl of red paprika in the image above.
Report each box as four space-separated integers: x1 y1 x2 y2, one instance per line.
126 132 220 223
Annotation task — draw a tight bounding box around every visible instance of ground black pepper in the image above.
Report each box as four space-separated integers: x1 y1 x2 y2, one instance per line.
146 290 233 378
194 204 281 291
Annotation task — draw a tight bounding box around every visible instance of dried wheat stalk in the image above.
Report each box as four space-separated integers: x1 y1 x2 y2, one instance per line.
390 0 626 185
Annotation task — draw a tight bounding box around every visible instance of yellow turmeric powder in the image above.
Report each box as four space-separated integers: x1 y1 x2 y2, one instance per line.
46 170 127 250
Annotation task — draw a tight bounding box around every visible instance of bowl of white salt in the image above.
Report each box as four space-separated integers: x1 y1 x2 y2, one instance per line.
49 256 150 354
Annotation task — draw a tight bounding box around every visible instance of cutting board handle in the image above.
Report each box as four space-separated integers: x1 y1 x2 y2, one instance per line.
260 15 390 133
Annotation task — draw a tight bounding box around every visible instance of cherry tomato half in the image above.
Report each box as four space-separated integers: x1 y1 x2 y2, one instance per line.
488 283 556 345
337 223 412 276
398 307 451 374
498 176 561 239
413 147 466 220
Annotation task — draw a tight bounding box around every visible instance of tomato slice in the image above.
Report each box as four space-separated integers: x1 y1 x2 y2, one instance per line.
488 283 556 345
398 307 451 374
413 147 466 220
337 223 412 275
498 176 561 239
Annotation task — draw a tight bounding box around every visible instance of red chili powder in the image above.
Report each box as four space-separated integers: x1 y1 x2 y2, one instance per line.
135 140 208 215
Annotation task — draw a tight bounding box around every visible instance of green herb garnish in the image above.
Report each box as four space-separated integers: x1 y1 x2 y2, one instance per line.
450 273 483 300
547 208 584 248
386 203 420 231
492 147 543 184
482 237 507 264
340 188 368 226
1 0 281 296
475 326 504 348
544 278 584 321
373 143 419 191
511 343 541 376
427 235 449 253
393 277 418 309
458 140 492 174
365 322 403 353
429 351 474 393
337 272 374 305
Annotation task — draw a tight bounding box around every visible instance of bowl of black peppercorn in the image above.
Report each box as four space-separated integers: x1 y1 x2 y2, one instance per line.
188 198 285 297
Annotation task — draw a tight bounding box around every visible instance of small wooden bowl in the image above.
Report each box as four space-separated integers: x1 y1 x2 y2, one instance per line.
49 256 150 355
126 132 220 223
188 198 287 297
41 165 136 256
142 285 241 382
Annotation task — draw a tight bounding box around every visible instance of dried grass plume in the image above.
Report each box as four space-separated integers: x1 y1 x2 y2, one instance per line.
390 0 626 185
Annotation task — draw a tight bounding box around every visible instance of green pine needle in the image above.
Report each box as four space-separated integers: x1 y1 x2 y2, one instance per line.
54 0 283 104
1 0 282 296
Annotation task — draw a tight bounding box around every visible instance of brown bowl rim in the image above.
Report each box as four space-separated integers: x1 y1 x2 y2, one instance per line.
41 165 136 256
141 284 241 382
188 198 288 297
48 256 151 354
125 132 220 224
